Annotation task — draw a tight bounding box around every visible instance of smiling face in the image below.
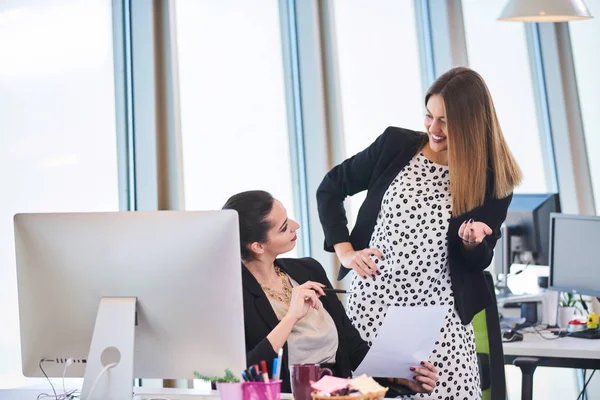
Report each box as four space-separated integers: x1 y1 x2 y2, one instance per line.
422 66 523 216
424 94 449 155
250 199 300 259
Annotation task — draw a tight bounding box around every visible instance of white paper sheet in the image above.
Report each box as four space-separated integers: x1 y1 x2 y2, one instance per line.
353 305 447 379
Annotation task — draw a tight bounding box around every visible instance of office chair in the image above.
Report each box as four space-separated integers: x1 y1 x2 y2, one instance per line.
472 271 507 400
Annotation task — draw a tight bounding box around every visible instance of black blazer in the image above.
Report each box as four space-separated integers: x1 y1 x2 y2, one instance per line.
242 257 369 393
316 126 512 325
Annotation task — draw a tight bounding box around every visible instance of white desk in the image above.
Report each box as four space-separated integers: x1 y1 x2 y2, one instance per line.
503 331 600 400
503 331 600 360
133 388 295 399
0 385 405 399
0 384 81 400
0 386 296 400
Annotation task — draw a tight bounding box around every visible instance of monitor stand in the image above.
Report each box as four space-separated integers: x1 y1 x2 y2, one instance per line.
495 223 512 296
81 297 136 400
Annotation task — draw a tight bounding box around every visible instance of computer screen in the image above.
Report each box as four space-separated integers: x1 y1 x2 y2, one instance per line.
549 213 600 297
14 210 246 395
504 193 560 264
493 193 560 293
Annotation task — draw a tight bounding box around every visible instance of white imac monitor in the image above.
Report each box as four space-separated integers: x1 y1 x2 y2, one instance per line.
14 211 246 399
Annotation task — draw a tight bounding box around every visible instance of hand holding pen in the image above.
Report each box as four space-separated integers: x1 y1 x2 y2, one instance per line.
286 282 325 322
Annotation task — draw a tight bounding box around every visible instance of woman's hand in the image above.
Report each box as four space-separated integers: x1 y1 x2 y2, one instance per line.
338 247 384 279
285 281 325 322
388 361 438 393
268 281 326 352
459 218 493 249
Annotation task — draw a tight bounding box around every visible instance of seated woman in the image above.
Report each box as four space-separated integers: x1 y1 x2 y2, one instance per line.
222 190 439 394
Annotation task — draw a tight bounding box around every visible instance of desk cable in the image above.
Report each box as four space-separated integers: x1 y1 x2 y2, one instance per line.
530 325 564 341
85 362 117 400
37 359 80 400
577 369 596 400
516 323 564 341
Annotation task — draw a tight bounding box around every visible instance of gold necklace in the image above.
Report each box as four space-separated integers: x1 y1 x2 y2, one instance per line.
261 266 292 304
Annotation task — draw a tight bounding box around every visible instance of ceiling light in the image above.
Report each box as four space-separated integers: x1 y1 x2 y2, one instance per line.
498 0 593 22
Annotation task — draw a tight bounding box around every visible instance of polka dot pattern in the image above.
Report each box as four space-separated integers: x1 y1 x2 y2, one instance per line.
347 153 481 400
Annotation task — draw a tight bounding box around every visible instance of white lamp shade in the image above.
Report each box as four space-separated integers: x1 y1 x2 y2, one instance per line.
498 0 593 22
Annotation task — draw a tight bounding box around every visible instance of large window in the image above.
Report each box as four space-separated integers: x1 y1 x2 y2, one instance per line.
462 0 549 194
332 0 425 224
176 0 297 255
0 0 120 387
569 0 600 213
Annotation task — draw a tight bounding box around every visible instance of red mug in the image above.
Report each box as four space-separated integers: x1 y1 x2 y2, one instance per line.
290 363 333 400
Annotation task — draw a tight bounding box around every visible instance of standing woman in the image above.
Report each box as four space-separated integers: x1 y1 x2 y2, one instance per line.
317 66 522 399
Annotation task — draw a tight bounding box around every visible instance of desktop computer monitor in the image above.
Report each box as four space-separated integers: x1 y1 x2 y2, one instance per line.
14 211 246 398
494 193 560 293
504 193 561 265
549 213 600 297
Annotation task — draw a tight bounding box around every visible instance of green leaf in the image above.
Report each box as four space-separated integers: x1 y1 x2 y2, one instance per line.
193 369 240 383
560 292 579 308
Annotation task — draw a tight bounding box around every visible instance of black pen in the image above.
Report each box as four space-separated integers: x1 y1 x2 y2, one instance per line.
323 288 353 294
246 366 257 381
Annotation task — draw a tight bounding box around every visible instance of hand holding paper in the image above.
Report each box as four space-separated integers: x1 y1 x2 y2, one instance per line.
353 305 446 379
389 360 438 393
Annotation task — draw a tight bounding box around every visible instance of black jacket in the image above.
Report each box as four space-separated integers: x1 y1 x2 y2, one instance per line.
242 257 370 393
316 126 512 325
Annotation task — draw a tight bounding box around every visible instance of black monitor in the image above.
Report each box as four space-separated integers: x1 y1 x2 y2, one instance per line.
549 213 600 297
504 193 561 265
495 193 560 294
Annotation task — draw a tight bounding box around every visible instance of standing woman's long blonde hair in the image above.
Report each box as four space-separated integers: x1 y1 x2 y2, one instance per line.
426 67 523 216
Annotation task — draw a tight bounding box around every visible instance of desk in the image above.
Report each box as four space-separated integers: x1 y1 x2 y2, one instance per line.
133 388 294 399
0 386 294 400
0 385 408 400
0 386 403 399
503 332 600 400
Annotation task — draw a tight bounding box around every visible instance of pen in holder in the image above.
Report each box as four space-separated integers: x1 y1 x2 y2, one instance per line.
242 380 281 400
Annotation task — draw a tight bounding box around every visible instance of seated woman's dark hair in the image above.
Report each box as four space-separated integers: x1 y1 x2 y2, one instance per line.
222 190 275 261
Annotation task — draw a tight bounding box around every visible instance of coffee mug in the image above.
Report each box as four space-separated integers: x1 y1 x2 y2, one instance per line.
290 363 333 400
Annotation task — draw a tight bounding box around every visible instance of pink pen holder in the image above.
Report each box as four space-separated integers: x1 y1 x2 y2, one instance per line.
242 380 282 400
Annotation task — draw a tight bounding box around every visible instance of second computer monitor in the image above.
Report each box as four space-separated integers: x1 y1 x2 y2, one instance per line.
549 213 600 297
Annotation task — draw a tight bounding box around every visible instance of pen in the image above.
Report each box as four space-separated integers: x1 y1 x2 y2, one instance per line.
252 365 261 382
273 348 283 381
246 366 256 381
260 360 270 383
272 358 278 380
241 371 250 382
260 360 273 400
323 288 353 294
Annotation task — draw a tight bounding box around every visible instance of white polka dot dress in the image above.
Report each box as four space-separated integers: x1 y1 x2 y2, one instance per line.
347 153 481 400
